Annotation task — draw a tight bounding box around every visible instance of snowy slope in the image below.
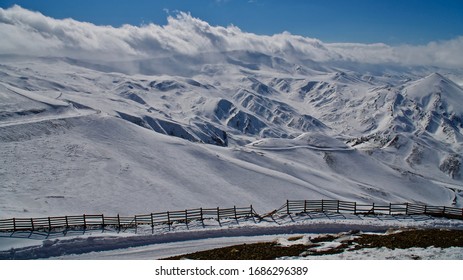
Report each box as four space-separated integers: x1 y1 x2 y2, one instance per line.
0 54 462 220
0 7 463 219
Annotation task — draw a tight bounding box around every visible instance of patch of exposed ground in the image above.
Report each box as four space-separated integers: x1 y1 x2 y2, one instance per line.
164 229 463 260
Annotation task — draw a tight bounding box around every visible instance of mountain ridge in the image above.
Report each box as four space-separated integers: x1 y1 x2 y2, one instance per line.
0 53 462 217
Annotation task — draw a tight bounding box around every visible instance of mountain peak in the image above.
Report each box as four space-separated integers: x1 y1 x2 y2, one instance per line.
428 72 445 79
404 73 463 107
422 72 453 86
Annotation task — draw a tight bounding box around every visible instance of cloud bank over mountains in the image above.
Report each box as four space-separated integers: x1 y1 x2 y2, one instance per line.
1 5 462 68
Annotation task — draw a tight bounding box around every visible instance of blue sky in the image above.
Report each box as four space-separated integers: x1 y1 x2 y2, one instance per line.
1 0 462 45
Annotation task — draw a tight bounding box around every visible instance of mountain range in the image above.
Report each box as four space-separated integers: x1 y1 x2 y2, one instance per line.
1 6 463 218
1 51 462 218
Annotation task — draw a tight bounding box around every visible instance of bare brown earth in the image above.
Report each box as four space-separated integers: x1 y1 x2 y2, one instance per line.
164 229 463 260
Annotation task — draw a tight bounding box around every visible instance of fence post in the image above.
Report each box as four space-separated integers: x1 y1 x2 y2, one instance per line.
13 218 16 231
134 216 137 233
405 203 409 215
65 216 69 229
185 210 188 225
234 206 237 221
48 217 52 231
200 208 205 228
304 200 307 212
102 214 105 229
150 213 154 229
83 214 87 229
286 200 290 215
30 218 34 231
389 203 392 215
217 207 222 227
321 199 324 212
117 214 121 232
250 205 257 223
337 200 340 213
443 206 446 215
167 211 171 231
354 202 357 215
424 205 427 215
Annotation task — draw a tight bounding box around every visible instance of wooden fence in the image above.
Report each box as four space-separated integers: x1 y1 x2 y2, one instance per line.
277 200 463 220
0 205 257 233
1 200 462 233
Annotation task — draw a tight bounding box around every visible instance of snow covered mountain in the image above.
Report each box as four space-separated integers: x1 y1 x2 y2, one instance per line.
1 53 462 218
1 7 463 218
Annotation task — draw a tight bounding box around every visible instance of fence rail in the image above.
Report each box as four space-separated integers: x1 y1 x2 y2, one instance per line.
0 205 257 233
278 200 463 220
1 200 462 233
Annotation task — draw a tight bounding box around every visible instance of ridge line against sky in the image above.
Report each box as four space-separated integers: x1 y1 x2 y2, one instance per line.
0 0 462 45
0 4 463 69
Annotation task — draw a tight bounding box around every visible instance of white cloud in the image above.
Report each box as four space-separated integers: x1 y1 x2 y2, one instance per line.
393 37 463 69
1 5 462 69
328 38 463 69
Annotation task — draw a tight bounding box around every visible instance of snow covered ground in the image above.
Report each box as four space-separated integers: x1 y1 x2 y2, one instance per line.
290 246 463 260
1 213 462 259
